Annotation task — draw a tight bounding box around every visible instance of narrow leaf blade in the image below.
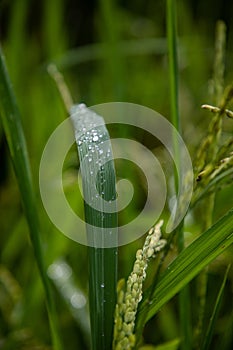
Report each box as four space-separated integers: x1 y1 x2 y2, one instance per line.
0 46 62 350
136 209 233 329
71 104 118 350
201 264 231 350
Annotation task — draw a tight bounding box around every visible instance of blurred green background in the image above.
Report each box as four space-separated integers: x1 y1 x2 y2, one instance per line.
0 0 233 349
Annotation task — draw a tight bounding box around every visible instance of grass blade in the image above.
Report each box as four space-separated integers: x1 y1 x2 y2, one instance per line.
166 0 180 136
166 0 192 347
136 208 233 330
0 46 62 350
201 264 231 350
71 104 117 350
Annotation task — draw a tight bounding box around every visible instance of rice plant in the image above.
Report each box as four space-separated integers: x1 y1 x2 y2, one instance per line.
0 1 233 349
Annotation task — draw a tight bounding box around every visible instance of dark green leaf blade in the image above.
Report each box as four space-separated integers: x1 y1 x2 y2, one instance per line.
201 264 231 350
136 208 233 330
71 103 118 350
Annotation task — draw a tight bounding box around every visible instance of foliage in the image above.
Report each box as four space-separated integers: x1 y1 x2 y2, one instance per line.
0 1 233 349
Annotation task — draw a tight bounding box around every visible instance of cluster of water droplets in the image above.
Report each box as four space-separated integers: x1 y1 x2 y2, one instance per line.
70 103 116 211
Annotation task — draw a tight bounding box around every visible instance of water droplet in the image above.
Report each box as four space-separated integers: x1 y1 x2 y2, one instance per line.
99 149 103 155
78 140 82 146
93 135 99 142
79 103 86 109
88 158 92 162
100 283 104 288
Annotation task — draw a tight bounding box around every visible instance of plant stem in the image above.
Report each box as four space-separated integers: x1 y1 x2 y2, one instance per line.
0 46 62 350
166 1 192 348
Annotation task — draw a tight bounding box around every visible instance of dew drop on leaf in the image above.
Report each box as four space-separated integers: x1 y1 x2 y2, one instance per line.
93 135 99 142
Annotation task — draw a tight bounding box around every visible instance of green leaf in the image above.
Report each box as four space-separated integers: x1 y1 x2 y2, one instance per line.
136 208 233 330
166 0 192 347
201 264 231 350
0 46 62 350
71 103 118 350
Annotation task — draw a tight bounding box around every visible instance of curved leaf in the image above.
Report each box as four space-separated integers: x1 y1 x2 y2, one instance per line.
136 208 233 331
0 47 62 349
